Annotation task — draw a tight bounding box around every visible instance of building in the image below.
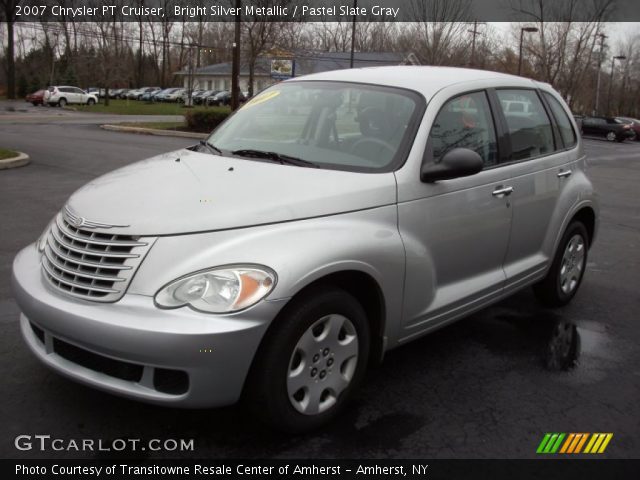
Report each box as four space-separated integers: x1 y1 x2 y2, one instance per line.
175 51 419 93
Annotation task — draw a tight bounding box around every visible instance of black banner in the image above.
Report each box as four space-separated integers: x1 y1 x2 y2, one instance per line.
7 0 640 23
5 459 640 480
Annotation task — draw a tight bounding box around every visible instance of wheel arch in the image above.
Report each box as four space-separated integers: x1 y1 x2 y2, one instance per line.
242 269 387 399
571 206 596 247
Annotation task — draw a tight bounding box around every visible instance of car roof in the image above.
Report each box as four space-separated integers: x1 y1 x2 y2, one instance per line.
289 66 538 98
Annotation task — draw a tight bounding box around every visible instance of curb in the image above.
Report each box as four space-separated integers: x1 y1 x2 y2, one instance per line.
0 151 30 170
101 124 207 139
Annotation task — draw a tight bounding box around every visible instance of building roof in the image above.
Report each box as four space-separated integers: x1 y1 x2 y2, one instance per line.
176 51 417 77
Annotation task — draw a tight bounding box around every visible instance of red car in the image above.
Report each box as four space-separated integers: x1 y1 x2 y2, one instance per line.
617 117 640 141
25 89 45 106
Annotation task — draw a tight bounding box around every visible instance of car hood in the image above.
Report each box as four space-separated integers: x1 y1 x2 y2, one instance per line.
65 149 397 236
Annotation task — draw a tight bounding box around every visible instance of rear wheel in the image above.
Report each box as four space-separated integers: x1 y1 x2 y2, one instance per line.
534 221 589 307
606 131 617 142
245 287 370 433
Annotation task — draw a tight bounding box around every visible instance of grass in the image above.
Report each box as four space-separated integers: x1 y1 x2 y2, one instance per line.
0 148 19 160
70 98 229 116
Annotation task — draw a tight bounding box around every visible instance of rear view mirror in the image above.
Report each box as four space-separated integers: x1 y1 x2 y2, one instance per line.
421 148 483 183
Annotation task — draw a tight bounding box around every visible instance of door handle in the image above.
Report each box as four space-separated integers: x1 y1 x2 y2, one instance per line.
492 186 514 197
557 169 572 178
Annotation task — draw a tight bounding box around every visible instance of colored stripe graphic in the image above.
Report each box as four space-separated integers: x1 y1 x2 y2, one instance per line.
537 433 552 453
537 433 613 454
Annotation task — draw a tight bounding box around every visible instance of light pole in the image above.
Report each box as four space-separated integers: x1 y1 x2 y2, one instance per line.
606 55 626 115
593 33 607 116
518 26 538 76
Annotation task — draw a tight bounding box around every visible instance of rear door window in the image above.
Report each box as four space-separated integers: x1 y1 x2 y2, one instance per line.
496 90 555 161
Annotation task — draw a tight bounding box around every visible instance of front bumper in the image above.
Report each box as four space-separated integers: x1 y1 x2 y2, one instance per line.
12 245 287 408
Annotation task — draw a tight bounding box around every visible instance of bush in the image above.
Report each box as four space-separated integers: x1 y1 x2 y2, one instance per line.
185 110 230 133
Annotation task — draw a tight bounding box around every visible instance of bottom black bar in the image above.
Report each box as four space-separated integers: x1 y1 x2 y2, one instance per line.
4 459 640 480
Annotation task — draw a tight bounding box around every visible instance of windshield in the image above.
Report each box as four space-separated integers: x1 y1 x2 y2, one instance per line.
207 81 423 172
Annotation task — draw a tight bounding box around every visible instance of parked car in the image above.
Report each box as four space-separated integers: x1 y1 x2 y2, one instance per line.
192 90 217 105
44 86 98 107
139 88 162 102
125 89 142 100
153 88 178 102
616 117 640 140
163 88 186 102
207 90 246 106
13 67 598 433
116 89 131 99
109 89 125 98
580 115 635 142
25 89 46 106
179 89 203 103
206 90 232 106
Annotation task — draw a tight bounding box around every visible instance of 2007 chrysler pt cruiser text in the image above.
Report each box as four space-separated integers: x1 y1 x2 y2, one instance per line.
13 67 598 432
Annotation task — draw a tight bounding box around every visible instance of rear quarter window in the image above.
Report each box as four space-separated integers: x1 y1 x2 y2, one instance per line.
542 92 577 148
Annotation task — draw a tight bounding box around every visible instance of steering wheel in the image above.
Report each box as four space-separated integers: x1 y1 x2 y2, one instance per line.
350 137 396 160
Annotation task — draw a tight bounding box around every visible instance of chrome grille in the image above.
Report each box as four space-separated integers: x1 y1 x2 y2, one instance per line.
42 213 154 302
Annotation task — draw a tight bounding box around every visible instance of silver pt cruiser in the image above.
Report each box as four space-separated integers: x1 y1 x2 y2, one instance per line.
12 67 598 432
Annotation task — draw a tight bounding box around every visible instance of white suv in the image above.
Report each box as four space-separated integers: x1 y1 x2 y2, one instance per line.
45 86 98 107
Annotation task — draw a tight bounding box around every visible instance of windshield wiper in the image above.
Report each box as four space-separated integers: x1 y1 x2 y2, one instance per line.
231 149 319 168
199 140 222 155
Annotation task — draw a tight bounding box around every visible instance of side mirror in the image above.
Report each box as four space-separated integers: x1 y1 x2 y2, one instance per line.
421 148 483 183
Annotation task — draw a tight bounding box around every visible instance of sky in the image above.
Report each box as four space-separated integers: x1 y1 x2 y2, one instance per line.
489 22 640 49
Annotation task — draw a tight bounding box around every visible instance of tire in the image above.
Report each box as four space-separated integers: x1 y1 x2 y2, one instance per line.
606 131 616 142
58 98 67 108
534 221 589 307
87 98 95 106
32 102 38 106
245 287 370 433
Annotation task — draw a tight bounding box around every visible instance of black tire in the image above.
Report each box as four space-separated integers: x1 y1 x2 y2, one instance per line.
87 98 95 106
58 98 67 108
244 286 370 433
534 221 589 307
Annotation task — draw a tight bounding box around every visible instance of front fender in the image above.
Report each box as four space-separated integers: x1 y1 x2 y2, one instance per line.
128 206 406 342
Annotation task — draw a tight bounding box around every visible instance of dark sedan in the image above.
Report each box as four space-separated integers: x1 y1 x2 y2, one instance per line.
580 116 636 142
25 89 45 106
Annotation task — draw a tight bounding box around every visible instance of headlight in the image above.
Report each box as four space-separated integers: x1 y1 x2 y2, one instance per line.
155 266 276 313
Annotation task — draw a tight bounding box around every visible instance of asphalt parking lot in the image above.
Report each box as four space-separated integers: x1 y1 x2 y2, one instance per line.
0 106 639 459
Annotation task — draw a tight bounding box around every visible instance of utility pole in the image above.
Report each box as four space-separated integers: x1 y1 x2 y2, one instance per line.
467 21 484 67
231 0 242 111
593 32 607 116
350 0 357 68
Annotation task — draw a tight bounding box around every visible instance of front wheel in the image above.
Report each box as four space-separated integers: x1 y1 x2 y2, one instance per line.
87 98 95 105
58 98 67 108
534 221 589 307
245 287 370 433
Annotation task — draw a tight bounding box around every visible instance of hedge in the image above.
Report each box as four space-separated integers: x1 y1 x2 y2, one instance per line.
185 110 230 133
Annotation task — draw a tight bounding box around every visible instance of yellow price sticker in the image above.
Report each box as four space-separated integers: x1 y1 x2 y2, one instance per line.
242 90 281 109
